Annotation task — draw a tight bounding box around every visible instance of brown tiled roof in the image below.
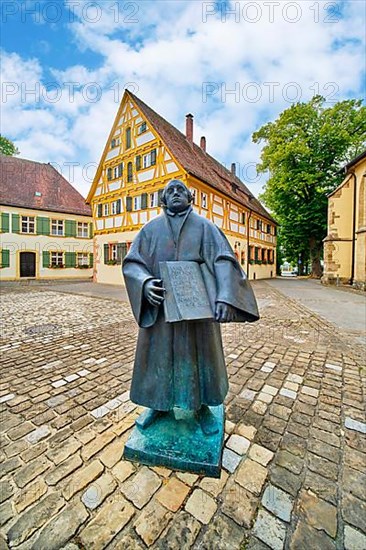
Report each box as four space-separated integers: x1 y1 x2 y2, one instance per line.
128 91 277 224
0 155 91 216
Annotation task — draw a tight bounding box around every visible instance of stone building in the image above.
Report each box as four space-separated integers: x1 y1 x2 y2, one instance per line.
87 90 277 284
323 150 366 289
0 155 93 281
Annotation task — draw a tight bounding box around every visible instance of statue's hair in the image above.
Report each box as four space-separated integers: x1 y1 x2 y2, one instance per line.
160 179 193 206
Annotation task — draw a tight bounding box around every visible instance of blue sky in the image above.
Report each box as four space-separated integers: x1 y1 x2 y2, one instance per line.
1 0 365 198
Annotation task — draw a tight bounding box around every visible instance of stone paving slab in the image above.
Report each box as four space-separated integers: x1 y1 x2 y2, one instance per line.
0 281 365 549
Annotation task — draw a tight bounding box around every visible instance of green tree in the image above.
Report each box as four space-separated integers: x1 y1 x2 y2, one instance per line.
253 96 366 277
0 136 19 156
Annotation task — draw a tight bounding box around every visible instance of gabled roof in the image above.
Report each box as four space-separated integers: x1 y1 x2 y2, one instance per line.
0 155 91 216
329 149 366 198
127 91 276 223
345 149 366 171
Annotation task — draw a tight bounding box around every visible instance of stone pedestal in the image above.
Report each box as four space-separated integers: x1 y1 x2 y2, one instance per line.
124 406 224 478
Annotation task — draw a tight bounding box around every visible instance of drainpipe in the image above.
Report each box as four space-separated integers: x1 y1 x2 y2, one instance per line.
350 171 357 286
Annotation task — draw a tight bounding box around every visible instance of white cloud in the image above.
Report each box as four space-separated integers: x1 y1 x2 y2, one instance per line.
1 0 365 199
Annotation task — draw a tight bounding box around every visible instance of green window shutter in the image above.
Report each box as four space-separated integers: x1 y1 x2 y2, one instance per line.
42 251 50 268
65 220 76 237
89 253 94 268
65 252 76 268
1 249 10 268
122 243 127 261
158 189 164 206
127 162 133 182
89 222 94 238
126 197 132 212
97 204 102 218
116 243 128 264
126 127 131 149
116 199 121 215
141 193 148 210
136 156 141 171
116 243 123 265
107 168 112 181
12 214 20 233
118 163 123 177
36 217 50 235
151 149 157 165
1 213 10 233
104 244 109 264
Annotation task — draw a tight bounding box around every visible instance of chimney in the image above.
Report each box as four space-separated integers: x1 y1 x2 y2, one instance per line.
200 136 206 152
186 114 193 143
231 163 236 176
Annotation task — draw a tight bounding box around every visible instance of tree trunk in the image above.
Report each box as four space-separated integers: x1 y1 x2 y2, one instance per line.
309 237 323 278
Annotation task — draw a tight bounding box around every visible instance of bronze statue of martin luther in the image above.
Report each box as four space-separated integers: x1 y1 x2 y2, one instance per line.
122 179 259 438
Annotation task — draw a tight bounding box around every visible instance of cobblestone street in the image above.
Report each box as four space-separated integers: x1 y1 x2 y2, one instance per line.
0 281 365 550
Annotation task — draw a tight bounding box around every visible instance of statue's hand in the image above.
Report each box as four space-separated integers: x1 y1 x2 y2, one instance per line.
144 279 165 307
215 302 236 323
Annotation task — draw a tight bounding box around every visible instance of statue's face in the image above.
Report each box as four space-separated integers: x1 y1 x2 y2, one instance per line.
165 182 190 213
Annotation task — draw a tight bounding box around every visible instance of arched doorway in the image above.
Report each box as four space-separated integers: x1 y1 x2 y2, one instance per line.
20 252 36 278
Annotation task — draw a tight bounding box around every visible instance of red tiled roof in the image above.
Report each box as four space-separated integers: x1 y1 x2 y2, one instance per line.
0 155 91 216
128 91 277 224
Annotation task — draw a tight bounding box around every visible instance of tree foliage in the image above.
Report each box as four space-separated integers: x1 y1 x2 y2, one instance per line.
253 96 366 276
0 136 19 156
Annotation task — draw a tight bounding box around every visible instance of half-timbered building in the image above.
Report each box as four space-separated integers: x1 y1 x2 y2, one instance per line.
87 91 277 284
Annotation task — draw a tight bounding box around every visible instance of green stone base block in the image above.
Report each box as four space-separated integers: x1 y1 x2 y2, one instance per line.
124 406 224 478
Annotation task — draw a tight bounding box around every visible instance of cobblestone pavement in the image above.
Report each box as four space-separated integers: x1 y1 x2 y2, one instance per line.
0 282 365 550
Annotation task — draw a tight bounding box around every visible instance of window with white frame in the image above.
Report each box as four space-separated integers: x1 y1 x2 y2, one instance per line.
111 200 122 215
51 219 64 236
143 149 156 168
51 252 63 267
189 188 197 205
21 216 35 234
77 252 89 266
111 137 119 148
137 122 147 135
103 203 109 217
149 192 158 208
110 244 118 261
134 196 141 210
77 222 88 238
201 192 207 209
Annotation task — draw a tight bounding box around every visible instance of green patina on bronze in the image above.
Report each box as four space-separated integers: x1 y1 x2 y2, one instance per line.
124 406 225 478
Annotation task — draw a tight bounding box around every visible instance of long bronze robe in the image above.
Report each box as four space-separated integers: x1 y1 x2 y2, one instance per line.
122 207 259 411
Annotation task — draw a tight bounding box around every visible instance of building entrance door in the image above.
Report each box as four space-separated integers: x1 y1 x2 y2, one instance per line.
20 252 36 277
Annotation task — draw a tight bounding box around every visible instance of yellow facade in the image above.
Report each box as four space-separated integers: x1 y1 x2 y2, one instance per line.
0 205 93 281
323 151 366 289
87 92 277 284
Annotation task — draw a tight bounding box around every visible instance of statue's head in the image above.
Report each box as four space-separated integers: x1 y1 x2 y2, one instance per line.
161 179 193 213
